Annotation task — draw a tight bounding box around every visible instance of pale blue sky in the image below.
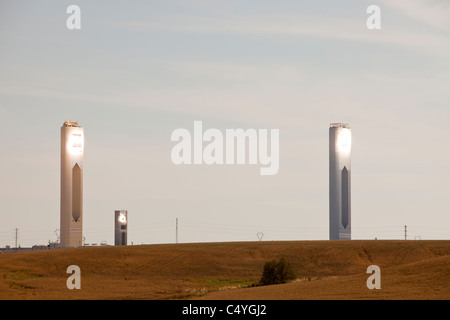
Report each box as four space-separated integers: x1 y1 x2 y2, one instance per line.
1 1 449 246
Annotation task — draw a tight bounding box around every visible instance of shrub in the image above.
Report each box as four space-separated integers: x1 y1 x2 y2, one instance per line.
259 257 297 286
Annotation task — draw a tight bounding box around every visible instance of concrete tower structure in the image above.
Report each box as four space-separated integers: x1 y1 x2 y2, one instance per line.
60 121 84 248
329 123 351 240
115 210 128 246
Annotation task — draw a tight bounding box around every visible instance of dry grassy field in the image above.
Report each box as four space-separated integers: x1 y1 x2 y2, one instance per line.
0 240 449 300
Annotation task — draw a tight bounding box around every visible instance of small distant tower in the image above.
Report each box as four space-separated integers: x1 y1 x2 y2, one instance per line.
115 210 128 246
60 121 84 248
329 123 351 240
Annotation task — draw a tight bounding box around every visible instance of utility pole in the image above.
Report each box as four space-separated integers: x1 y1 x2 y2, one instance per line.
14 228 19 249
404 225 407 240
256 231 264 241
55 229 60 243
176 218 178 244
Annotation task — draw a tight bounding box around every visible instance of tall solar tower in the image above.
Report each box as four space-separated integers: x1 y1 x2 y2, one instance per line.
115 210 128 246
60 121 84 248
329 123 351 240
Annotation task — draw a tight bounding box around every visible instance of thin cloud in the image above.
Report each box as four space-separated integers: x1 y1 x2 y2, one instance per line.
108 11 450 58
379 0 450 32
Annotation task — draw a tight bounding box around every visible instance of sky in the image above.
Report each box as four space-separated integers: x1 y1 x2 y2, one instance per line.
0 0 449 247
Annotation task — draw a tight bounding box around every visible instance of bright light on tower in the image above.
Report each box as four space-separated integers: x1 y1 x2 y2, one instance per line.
337 129 351 153
69 131 84 155
118 214 127 224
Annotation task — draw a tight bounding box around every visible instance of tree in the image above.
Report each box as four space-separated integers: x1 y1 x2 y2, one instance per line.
259 257 296 286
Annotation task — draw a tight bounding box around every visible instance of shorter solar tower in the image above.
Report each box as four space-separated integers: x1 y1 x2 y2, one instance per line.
114 210 128 246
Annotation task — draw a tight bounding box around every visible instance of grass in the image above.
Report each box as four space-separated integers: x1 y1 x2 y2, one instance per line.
0 240 449 300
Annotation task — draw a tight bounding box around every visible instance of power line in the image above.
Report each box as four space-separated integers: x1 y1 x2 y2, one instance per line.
2 221 449 247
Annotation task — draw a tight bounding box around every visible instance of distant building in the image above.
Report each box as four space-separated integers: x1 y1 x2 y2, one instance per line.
115 210 128 246
0 245 50 253
329 123 351 240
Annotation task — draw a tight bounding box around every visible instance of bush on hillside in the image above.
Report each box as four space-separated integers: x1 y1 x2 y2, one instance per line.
259 257 297 286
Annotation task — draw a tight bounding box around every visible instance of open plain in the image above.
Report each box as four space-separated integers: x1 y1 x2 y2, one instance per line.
0 240 449 300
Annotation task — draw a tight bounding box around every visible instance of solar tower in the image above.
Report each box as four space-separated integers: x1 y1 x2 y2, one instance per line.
329 123 351 240
60 121 84 247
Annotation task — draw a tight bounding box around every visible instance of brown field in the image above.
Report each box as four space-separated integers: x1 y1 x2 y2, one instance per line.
0 240 449 300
